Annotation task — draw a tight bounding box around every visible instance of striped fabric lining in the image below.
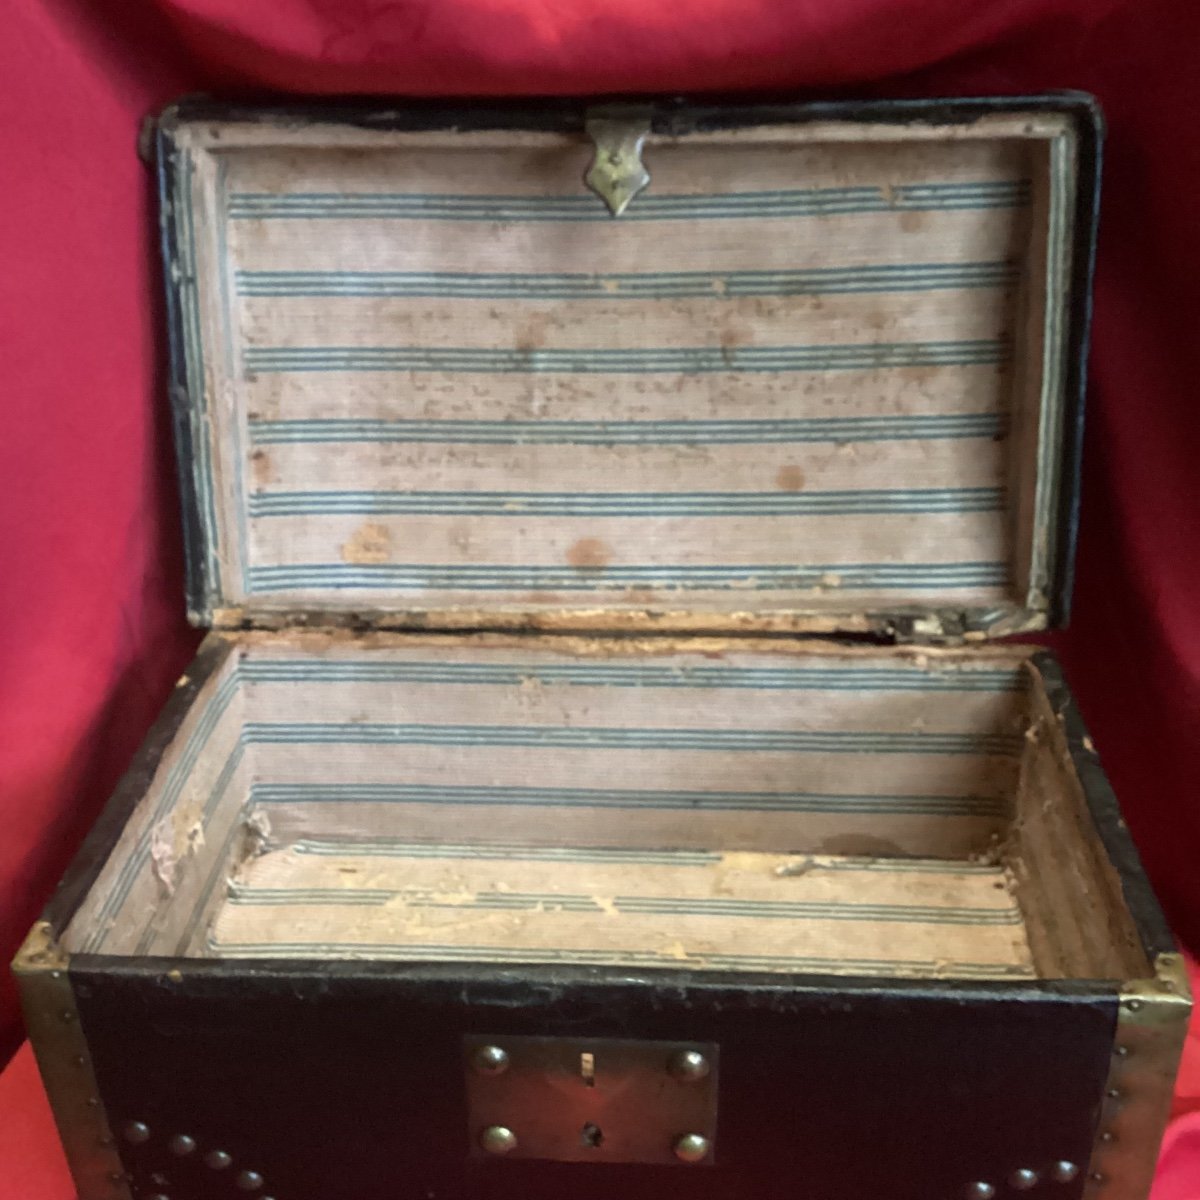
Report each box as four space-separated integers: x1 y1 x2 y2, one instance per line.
243 561 1011 594
238 658 1025 691
241 340 1010 375
247 412 1009 446
283 838 1007 869
184 129 1042 613
235 260 1020 299
247 486 1004 520
79 649 1025 954
208 840 1032 976
250 784 1008 819
225 179 1032 222
241 723 1023 756
227 886 1022 926
77 671 242 953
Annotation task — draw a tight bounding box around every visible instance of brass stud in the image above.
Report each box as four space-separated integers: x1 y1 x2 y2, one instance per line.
668 1049 711 1083
1010 1168 1039 1190
1115 1045 1130 1057
1051 1161 1080 1183
60 1011 75 1023
1125 999 1143 1012
673 1133 711 1164
965 1184 996 1200
205 1149 233 1170
1100 1131 1116 1143
471 1045 510 1076
168 1134 197 1156
236 1170 265 1191
122 1121 151 1145
480 1126 518 1156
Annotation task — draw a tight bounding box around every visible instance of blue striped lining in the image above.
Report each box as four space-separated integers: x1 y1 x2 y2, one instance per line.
296 843 722 867
250 783 1008 818
247 486 1004 520
245 561 1011 593
83 672 242 952
235 260 1019 299
292 842 718 865
247 412 1007 447
242 722 1022 755
225 180 1031 222
283 837 1007 866
132 743 246 957
242 340 1008 375
239 659 1024 692
226 885 1020 926
200 937 1036 978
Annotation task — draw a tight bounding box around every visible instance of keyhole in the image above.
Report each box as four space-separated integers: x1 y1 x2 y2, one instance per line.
580 1052 596 1087
581 1122 604 1149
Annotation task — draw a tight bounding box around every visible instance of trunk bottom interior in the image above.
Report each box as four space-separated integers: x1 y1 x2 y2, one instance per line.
208 843 1033 978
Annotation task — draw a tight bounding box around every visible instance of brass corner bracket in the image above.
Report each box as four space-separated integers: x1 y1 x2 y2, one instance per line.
1085 952 1192 1200
13 921 131 1200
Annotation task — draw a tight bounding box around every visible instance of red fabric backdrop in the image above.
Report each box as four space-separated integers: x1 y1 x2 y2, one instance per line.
3 0 1200 1192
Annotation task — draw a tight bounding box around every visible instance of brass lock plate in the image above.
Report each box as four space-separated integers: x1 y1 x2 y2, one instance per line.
464 1035 719 1165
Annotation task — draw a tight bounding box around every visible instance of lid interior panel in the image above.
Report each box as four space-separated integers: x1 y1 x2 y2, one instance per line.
163 106 1085 631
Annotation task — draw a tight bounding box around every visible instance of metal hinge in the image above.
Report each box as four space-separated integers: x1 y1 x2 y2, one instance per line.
584 106 653 216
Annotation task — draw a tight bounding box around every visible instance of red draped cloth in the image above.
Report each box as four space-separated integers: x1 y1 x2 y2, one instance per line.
3 0 1199 1192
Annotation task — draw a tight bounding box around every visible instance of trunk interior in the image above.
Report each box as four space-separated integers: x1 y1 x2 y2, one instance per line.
62 632 1148 983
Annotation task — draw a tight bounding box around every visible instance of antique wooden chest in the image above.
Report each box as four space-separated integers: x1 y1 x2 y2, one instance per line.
14 94 1190 1200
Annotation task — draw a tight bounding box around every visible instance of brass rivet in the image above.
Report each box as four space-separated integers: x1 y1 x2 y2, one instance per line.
1115 1045 1130 1057
168 1134 197 1156
1051 1161 1080 1183
1107 1088 1121 1098
49 971 62 980
1125 999 1143 1012
236 1170 265 1191
123 1121 151 1145
673 1133 711 1164
86 1097 100 1108
471 1045 510 1076
480 1125 518 1156
668 1049 711 1083
61 1011 75 1023
1090 1171 1105 1183
965 1184 996 1200
205 1149 233 1170
74 1055 86 1067
1101 1131 1116 1143
1010 1168 1039 1191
